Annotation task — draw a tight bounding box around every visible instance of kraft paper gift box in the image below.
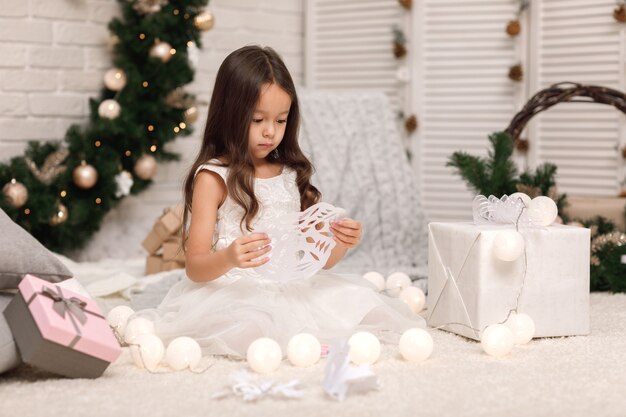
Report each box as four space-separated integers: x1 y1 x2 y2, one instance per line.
3 274 122 378
427 222 590 341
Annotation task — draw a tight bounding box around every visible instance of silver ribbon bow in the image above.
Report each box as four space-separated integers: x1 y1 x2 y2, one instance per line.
41 286 88 325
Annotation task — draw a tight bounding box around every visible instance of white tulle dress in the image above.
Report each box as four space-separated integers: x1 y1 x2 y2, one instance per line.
134 160 424 358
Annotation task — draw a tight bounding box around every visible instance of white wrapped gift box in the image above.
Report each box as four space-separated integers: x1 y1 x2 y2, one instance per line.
427 222 590 341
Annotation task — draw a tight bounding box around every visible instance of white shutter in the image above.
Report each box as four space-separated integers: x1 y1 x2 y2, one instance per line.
413 0 520 221
305 0 405 112
528 0 624 197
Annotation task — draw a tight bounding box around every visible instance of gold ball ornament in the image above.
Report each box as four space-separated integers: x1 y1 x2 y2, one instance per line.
194 10 215 31
3 179 28 208
149 41 173 63
134 154 157 180
73 161 98 189
50 203 68 226
98 99 121 119
184 106 199 124
104 68 127 91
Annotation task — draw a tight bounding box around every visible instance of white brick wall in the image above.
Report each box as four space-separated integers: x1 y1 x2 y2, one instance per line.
0 0 305 261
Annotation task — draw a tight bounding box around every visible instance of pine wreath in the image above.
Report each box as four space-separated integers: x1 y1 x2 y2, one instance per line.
0 0 212 253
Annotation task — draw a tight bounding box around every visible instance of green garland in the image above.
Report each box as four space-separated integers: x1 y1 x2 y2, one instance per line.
0 0 211 253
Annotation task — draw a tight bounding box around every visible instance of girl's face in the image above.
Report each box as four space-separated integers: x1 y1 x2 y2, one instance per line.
248 83 291 164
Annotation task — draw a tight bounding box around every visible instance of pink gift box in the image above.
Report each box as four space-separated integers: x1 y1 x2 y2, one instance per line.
3 274 121 378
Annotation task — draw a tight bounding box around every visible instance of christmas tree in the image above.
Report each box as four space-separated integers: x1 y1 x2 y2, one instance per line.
0 0 213 253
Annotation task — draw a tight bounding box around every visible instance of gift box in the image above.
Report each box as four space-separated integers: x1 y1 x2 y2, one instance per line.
142 204 186 274
3 274 121 378
163 237 185 263
427 222 590 341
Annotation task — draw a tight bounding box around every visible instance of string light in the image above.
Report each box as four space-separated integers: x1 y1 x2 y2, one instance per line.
179 122 186 129
184 13 190 19
148 125 155 132
60 190 67 198
24 208 30 215
139 33 146 40
125 150 131 157
173 127 180 133
173 9 179 15
150 145 157 152
95 140 101 147
169 48 176 56
187 41 193 47
142 81 149 87
95 197 102 204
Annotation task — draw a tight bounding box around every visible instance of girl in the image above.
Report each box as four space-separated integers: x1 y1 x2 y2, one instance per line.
135 45 423 357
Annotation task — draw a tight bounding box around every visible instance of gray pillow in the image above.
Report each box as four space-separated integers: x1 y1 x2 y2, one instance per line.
0 293 21 373
0 209 73 289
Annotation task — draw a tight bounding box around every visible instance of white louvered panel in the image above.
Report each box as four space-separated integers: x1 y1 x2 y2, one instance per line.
306 0 404 113
531 1 623 198
415 0 519 221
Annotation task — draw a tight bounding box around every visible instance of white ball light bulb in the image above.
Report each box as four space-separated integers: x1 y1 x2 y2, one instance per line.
385 272 412 297
509 192 531 208
286 333 321 367
348 331 381 365
129 334 164 371
124 317 155 344
481 324 515 357
528 196 558 226
362 271 386 291
246 338 282 374
399 328 433 362
493 230 525 262
98 99 121 120
505 313 535 345
106 305 135 337
399 286 426 314
103 68 127 91
165 337 202 371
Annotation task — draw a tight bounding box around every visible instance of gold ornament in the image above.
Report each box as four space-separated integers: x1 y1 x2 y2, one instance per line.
2 179 28 208
104 68 127 91
165 88 194 109
25 148 69 185
184 106 199 124
506 20 521 36
73 161 99 189
50 202 69 226
134 154 157 180
150 40 173 63
508 64 523 82
194 10 215 31
133 0 168 15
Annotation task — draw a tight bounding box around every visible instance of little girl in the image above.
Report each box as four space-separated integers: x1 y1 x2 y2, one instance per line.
136 45 424 357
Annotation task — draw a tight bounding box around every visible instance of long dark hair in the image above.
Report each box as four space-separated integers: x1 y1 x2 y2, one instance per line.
182 45 320 247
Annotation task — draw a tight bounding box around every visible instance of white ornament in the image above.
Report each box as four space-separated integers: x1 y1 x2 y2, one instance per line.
385 272 412 297
493 230 525 262
252 202 345 282
247 338 282 374
106 305 135 336
509 192 531 208
287 333 321 367
528 196 558 227
396 65 410 82
504 313 535 345
129 334 164 371
348 332 381 365
104 68 127 91
399 286 426 314
362 271 386 291
150 41 173 63
98 99 121 120
124 317 155 344
114 170 134 197
399 328 433 362
165 337 202 371
481 324 514 357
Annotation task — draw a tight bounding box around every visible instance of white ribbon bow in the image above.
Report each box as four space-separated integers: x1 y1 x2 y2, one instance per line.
212 370 303 402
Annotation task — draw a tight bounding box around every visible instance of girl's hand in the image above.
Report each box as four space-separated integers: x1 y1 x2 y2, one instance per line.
226 233 272 269
330 218 362 249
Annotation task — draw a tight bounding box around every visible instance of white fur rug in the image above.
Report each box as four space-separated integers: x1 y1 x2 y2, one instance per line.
1 292 624 417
